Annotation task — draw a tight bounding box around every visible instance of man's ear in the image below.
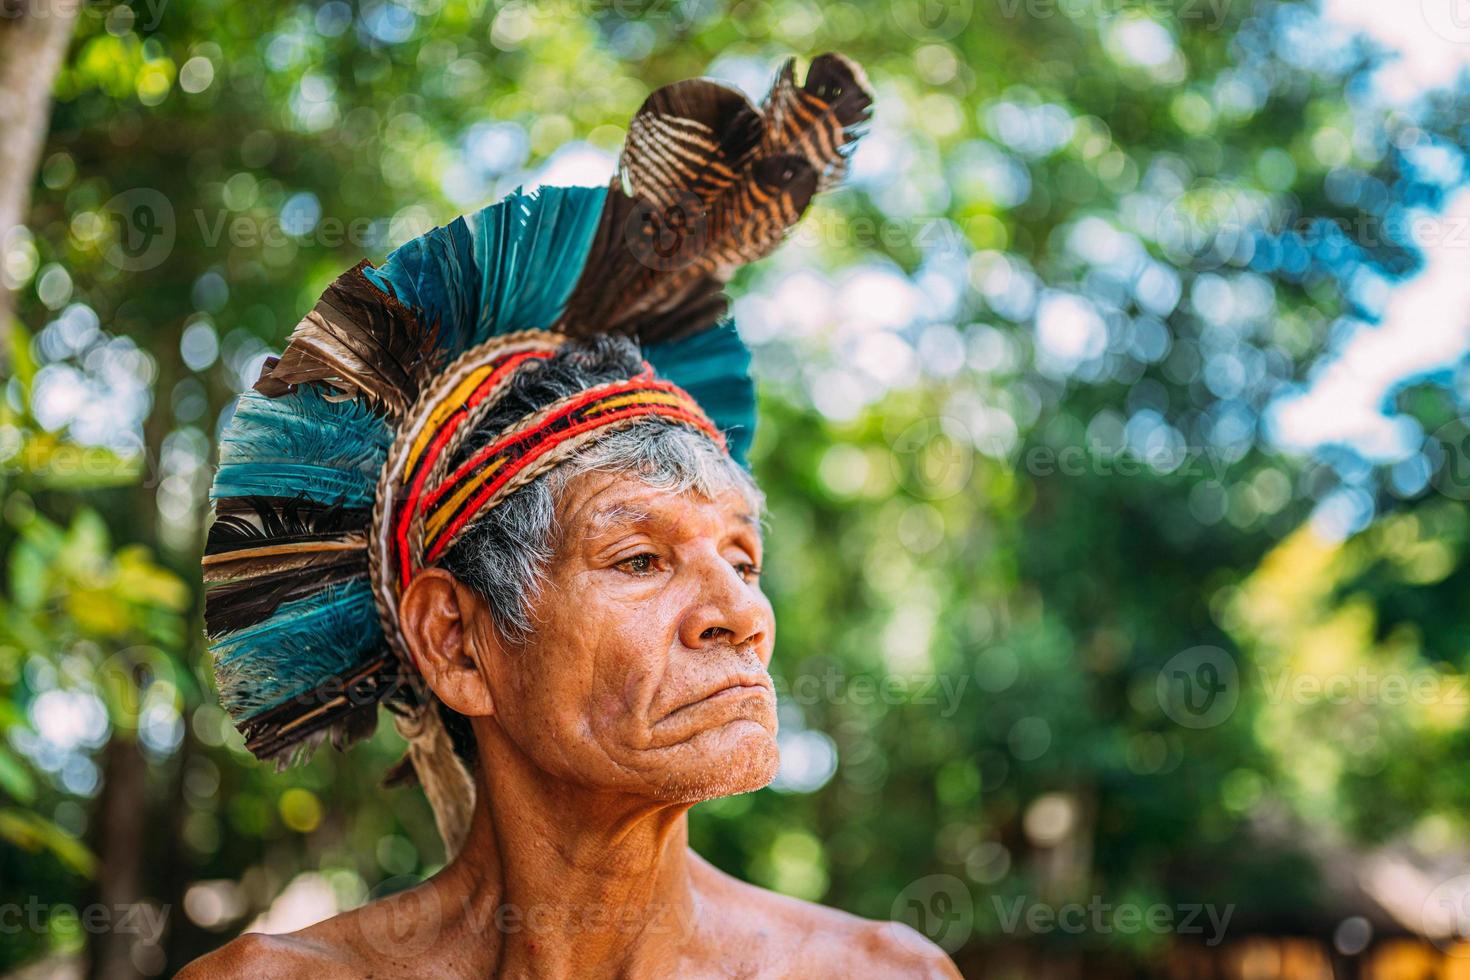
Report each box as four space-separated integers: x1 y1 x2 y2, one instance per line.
398 568 499 718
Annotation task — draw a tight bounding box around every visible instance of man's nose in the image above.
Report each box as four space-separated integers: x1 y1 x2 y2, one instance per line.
680 555 768 652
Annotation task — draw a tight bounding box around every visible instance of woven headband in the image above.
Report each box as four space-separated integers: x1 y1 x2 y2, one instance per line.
369 333 725 660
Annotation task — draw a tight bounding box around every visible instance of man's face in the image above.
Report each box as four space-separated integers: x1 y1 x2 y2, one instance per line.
471 469 778 802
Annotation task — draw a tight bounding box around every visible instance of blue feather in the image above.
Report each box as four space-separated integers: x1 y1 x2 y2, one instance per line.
212 387 392 507
213 580 383 718
211 463 379 508
476 185 604 340
362 216 480 355
363 185 604 356
645 319 757 466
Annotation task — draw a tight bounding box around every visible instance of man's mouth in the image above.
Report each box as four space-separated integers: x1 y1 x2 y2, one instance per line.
661 675 775 723
700 682 773 707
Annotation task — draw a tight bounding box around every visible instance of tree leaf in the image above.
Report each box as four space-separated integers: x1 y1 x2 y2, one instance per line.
0 744 37 804
0 808 98 878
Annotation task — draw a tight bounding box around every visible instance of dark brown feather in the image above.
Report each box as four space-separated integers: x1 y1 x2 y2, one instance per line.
201 537 366 584
620 79 764 209
555 52 872 344
204 547 368 635
703 154 820 268
760 53 873 191
238 652 409 762
206 496 369 555
579 155 819 340
556 79 761 341
204 495 371 632
254 261 441 417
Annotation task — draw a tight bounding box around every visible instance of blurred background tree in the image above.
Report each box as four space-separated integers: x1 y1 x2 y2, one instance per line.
7 0 1470 977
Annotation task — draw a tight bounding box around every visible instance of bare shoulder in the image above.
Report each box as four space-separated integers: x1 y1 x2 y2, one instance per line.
177 880 473 980
782 900 962 979
175 931 357 980
847 919 963 978
691 854 962 978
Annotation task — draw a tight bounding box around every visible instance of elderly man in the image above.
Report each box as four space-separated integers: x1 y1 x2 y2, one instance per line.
183 54 962 978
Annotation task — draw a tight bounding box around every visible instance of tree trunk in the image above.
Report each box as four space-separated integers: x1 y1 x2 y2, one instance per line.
0 0 80 335
86 735 150 980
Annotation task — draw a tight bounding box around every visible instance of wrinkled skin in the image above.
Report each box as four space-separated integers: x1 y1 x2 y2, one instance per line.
449 467 782 804
182 471 961 979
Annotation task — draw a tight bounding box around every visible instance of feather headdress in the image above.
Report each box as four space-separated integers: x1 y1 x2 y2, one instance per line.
205 53 872 852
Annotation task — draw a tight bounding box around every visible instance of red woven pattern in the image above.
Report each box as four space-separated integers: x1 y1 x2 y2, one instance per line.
389 368 724 587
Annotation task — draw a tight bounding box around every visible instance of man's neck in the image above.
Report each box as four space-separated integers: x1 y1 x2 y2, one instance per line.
434 725 700 979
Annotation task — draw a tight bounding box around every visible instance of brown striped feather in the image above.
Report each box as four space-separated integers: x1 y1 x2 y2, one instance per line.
556 52 872 343
255 261 441 417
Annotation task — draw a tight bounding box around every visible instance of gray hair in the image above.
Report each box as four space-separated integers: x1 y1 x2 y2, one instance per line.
441 337 762 646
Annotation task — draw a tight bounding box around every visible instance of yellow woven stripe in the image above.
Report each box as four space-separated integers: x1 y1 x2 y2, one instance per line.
401 364 499 481
588 391 690 415
421 390 699 543
423 455 508 539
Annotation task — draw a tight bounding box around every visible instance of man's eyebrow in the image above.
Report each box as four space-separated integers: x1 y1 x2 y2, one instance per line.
580 503 762 537
582 504 655 537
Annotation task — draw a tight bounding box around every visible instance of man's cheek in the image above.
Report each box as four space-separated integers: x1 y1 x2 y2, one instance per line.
586 685 652 753
584 660 645 720
601 597 673 658
588 690 627 733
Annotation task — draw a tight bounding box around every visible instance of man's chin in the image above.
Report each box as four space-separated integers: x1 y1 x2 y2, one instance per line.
654 723 779 802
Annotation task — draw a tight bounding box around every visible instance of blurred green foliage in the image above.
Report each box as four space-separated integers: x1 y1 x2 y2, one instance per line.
7 0 1470 976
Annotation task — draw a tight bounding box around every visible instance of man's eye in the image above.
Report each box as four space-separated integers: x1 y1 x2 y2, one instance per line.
618 553 659 574
737 562 762 580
